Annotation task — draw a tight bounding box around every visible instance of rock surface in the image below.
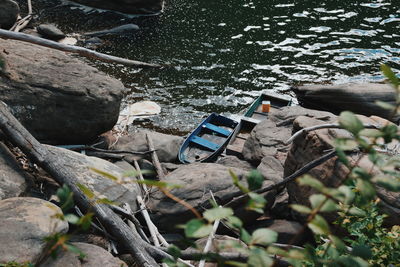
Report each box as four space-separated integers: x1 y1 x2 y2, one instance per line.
37 24 66 41
0 142 29 200
293 83 399 123
0 39 123 144
0 0 19 29
148 163 276 231
285 114 400 224
41 242 127 267
46 146 141 210
113 130 183 163
0 197 68 264
242 106 335 164
216 155 254 171
71 0 164 14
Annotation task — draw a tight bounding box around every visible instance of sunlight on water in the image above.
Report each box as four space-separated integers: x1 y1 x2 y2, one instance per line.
35 0 400 134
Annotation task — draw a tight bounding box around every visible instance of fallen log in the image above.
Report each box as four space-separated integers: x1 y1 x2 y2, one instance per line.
0 101 158 266
0 29 162 69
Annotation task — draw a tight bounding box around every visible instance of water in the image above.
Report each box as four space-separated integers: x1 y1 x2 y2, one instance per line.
32 0 400 134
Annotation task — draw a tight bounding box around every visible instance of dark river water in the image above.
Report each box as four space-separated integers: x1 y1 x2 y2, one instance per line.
32 0 400 134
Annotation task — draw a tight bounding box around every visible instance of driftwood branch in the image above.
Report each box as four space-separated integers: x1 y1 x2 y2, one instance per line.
0 29 162 68
0 101 159 266
286 123 379 144
10 0 33 32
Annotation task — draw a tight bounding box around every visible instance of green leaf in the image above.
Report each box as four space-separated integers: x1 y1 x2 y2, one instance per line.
78 213 94 231
230 169 249 193
250 228 278 246
351 245 372 260
65 244 86 259
309 194 338 212
89 167 119 181
329 235 346 251
339 111 364 135
123 169 152 178
297 175 324 191
336 148 350 166
335 138 359 151
247 192 267 213
247 170 264 191
248 247 274 267
356 179 376 200
56 185 74 212
77 183 95 199
167 245 182 259
290 204 312 214
308 215 330 235
338 185 355 204
381 64 399 88
373 176 400 192
348 207 367 217
96 198 117 205
184 219 212 238
64 214 80 224
226 215 243 229
240 228 251 244
203 207 233 222
375 100 396 111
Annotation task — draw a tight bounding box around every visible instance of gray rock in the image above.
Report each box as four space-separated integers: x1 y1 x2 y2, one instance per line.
0 142 29 200
84 24 139 37
216 155 254 171
113 130 183 163
293 83 399 123
0 197 68 264
0 39 123 144
257 156 284 184
37 24 66 41
71 0 163 14
0 0 19 29
46 146 141 210
41 242 127 267
147 163 277 231
243 106 336 165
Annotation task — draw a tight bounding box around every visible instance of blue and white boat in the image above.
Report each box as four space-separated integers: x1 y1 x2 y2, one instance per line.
179 113 238 163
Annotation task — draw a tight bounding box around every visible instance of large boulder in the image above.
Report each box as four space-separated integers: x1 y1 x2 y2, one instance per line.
0 0 19 29
71 0 163 14
147 163 277 231
242 106 336 165
0 197 68 264
293 83 399 123
285 114 400 225
113 130 183 163
46 145 141 210
0 39 123 144
41 242 127 267
0 142 29 200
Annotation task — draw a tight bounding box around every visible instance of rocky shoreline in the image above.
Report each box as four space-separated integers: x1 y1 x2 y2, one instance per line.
1 1 399 266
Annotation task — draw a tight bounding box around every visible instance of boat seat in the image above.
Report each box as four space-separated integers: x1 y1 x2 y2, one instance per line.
190 136 220 151
203 123 231 137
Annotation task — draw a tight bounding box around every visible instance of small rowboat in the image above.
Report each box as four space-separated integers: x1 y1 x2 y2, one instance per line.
179 113 239 163
226 92 292 157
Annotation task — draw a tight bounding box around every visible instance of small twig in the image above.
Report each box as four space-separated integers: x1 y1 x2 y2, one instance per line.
199 191 221 267
121 203 150 244
146 133 165 180
137 195 160 246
